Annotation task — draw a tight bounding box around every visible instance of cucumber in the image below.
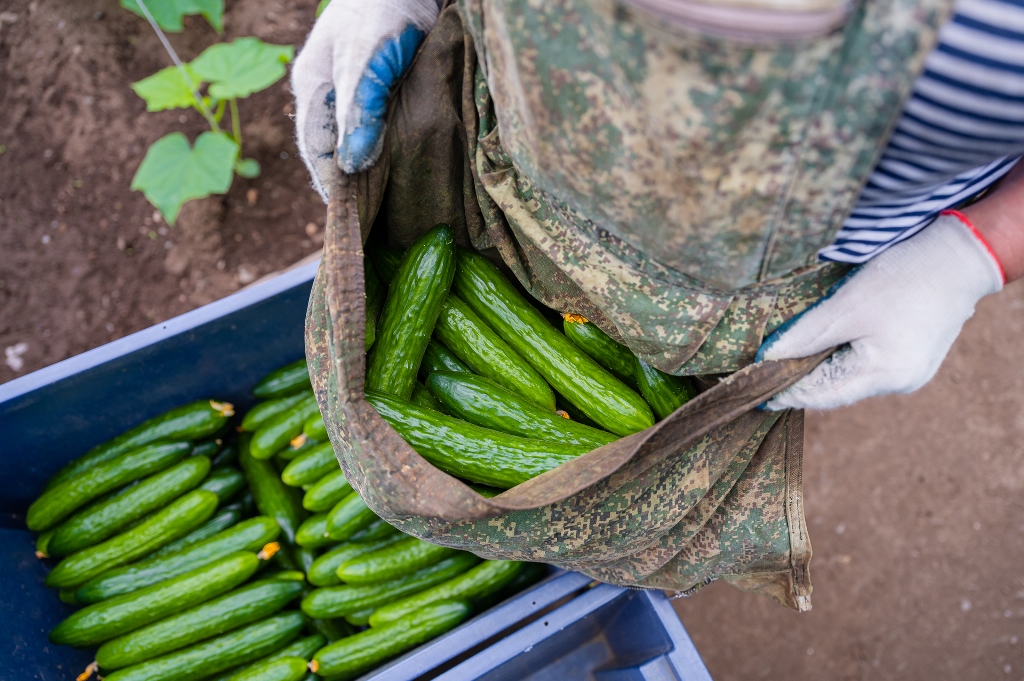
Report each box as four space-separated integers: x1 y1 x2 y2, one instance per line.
313 602 470 678
555 393 601 428
426 372 617 449
276 434 318 462
365 224 456 400
239 434 307 544
146 503 242 560
364 256 385 351
59 588 78 604
325 491 377 541
95 575 304 669
634 357 697 420
337 536 460 584
189 440 221 459
369 560 523 626
435 295 555 410
281 442 336 487
562 314 637 387
250 394 321 460
453 250 654 436
51 551 259 647
301 469 352 512
48 456 211 557
45 400 233 491
301 553 479 618
411 380 449 413
303 413 328 441
272 633 326 661
307 535 405 587
309 617 354 643
366 391 589 489
200 465 246 504
241 392 314 432
253 359 312 399
421 338 471 378
370 245 404 285
225 657 308 681
472 561 548 613
469 483 502 498
345 608 374 626
212 444 239 467
75 515 276 604
295 513 334 549
349 517 401 543
36 529 54 558
28 441 192 531
46 490 218 589
102 612 306 681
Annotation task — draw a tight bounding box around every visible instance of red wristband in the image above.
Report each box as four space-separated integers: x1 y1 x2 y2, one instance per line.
941 209 1007 284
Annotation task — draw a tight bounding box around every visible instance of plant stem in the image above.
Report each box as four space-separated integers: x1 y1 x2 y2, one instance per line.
213 99 227 125
229 98 242 147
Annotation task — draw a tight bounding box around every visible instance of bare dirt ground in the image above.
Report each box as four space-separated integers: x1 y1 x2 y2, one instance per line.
3 2 1023 679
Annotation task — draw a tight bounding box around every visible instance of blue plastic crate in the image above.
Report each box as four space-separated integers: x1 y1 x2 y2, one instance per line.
0 262 711 681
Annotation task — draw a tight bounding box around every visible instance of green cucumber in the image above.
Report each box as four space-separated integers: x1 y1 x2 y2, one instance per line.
281 442 336 487
75 514 275 604
200 465 246 504
426 372 617 449
364 256 385 351
146 503 242 560
239 434 307 544
212 444 239 467
36 529 54 558
349 517 401 542
453 250 654 436
314 602 471 678
301 554 479 618
301 469 352 512
225 657 308 681
421 338 472 378
367 391 589 489
469 484 502 498
562 314 638 387
52 551 259 647
189 440 221 459
28 441 192 531
241 392 314 432
337 536 460 584
307 536 403 587
435 295 555 410
325 491 377 541
48 456 211 557
369 560 523 626
309 617 354 643
253 359 312 399
96 575 304 669
102 612 306 681
59 588 78 604
45 400 233 491
555 393 601 428
295 513 334 549
250 394 321 460
303 413 328 441
345 608 374 626
370 245 404 285
276 434 318 462
411 380 449 414
46 490 218 589
365 224 456 400
634 357 697 420
274 633 326 661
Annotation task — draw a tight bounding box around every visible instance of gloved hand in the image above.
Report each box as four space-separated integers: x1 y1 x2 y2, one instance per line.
759 211 1005 410
292 0 441 197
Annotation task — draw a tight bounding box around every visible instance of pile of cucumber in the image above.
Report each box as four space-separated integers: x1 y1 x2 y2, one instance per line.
29 360 537 681
361 224 698 489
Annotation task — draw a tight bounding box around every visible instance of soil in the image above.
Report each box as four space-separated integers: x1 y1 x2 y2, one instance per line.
3 2 1023 680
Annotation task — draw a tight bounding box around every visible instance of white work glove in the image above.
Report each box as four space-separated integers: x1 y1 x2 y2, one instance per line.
759 211 1005 410
292 0 441 197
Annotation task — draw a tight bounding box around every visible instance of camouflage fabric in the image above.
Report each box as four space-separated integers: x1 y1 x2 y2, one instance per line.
305 0 949 610
459 0 952 375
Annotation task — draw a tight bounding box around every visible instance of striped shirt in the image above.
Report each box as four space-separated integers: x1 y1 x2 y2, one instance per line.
819 0 1024 263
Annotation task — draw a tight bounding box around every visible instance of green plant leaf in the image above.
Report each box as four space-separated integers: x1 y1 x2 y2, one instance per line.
234 158 261 178
131 131 238 224
120 0 224 32
190 38 295 99
132 65 202 111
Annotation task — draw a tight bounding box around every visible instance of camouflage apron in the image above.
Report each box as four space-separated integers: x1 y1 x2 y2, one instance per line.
306 0 951 610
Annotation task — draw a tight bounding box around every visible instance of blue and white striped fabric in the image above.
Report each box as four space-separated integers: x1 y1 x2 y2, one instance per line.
820 0 1024 263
